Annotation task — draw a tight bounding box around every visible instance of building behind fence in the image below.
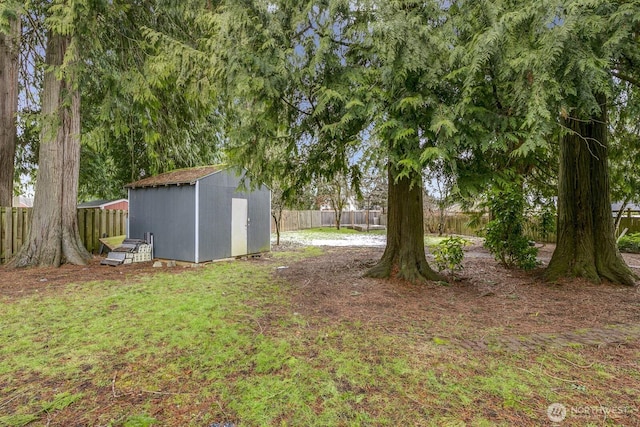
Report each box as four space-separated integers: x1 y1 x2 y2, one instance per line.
1 207 127 264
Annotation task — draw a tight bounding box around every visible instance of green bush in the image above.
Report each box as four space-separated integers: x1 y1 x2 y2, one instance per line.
618 233 640 253
433 236 467 276
483 187 539 270
534 204 556 242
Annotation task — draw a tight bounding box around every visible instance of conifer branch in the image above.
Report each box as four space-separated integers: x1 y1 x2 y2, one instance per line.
611 71 640 88
280 95 312 116
292 23 313 40
487 59 503 112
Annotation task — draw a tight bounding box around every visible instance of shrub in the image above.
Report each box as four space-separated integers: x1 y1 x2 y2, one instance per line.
483 187 539 270
618 233 640 253
535 204 556 243
433 236 467 276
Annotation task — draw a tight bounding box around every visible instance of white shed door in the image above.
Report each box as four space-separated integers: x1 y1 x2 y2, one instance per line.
231 198 248 256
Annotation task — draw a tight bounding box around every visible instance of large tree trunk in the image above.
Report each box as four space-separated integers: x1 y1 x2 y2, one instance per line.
8 33 91 267
0 17 20 207
546 96 637 285
366 165 444 283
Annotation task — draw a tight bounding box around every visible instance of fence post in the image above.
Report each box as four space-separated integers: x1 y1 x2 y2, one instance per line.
100 209 107 239
1 208 7 261
15 208 24 250
93 209 101 252
5 207 13 259
78 209 86 247
87 210 95 252
115 210 121 235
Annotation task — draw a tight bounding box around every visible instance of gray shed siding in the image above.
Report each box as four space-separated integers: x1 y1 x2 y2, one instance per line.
197 173 235 261
128 185 196 261
247 184 271 254
128 168 270 263
197 170 271 261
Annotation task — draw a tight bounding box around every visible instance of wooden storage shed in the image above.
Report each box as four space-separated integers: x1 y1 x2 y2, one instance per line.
125 165 271 263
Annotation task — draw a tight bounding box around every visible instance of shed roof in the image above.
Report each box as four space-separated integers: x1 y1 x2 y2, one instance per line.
78 198 128 208
125 165 227 189
612 202 640 212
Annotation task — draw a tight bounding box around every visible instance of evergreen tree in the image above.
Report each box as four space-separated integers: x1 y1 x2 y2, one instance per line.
455 0 638 284
363 0 452 282
0 1 20 207
79 0 222 200
194 0 457 282
10 8 91 267
610 80 640 233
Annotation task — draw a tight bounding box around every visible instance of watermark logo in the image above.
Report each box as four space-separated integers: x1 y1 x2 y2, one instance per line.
547 403 637 423
547 403 567 422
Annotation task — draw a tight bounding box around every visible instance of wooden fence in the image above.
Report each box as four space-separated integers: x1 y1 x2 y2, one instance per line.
426 214 640 242
274 209 577 244
428 213 558 242
271 210 323 233
5 207 635 263
271 210 385 233
619 217 640 235
1 207 128 264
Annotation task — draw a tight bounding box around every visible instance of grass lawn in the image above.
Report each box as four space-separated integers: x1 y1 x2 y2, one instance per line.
1 246 638 426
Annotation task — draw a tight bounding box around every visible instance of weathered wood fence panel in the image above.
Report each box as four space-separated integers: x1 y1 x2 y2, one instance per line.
0 207 128 264
428 213 558 243
435 214 640 242
619 217 640 234
0 208 29 263
271 209 639 242
272 210 385 232
320 210 383 227
272 210 323 232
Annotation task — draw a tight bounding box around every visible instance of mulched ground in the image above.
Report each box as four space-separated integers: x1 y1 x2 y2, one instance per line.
0 258 190 298
277 243 640 352
2 243 640 352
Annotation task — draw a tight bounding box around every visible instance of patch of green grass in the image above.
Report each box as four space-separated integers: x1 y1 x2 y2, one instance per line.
271 245 324 260
123 414 158 427
297 227 361 235
425 235 448 247
0 393 83 427
287 226 387 239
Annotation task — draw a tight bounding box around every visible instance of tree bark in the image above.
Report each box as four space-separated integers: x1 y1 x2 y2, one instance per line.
272 210 282 245
8 33 91 267
0 17 20 207
366 165 444 283
546 95 637 285
334 209 342 230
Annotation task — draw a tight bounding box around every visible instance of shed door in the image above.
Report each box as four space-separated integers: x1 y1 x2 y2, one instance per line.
231 198 248 256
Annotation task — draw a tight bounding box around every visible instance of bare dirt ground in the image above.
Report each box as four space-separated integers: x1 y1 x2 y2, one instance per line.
1 241 639 351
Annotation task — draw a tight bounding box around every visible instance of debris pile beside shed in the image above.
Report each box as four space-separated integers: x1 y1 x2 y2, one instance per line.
101 238 152 266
